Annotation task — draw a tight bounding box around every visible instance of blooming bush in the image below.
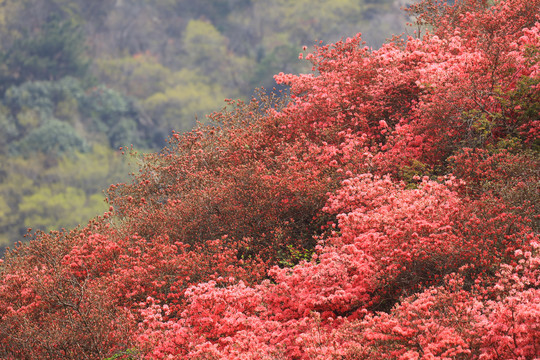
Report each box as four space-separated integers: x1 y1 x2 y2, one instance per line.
0 0 538 358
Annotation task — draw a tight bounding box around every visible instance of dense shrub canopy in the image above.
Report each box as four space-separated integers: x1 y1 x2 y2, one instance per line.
0 0 539 359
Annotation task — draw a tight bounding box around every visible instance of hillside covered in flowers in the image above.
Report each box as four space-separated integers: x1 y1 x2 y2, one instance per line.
0 0 539 358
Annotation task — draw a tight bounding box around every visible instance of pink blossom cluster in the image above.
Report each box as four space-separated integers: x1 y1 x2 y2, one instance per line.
0 0 538 358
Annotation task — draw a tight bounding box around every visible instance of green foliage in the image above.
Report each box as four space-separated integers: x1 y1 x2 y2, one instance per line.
278 244 314 268
96 54 242 135
95 54 173 100
12 118 88 156
18 185 102 231
181 19 255 93
0 145 136 247
399 159 432 186
0 197 14 246
92 0 407 123
4 77 85 118
143 69 227 131
82 86 131 122
251 44 303 90
0 106 17 154
0 162 38 247
52 144 137 194
0 16 89 93
183 19 228 70
0 0 411 252
256 0 385 44
101 348 140 360
500 76 540 151
2 77 145 150
80 85 141 148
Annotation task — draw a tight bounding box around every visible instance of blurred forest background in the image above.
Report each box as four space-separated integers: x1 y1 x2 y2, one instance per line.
0 0 410 253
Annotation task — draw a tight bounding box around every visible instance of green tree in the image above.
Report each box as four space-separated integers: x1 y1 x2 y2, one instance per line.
49 144 136 195
181 19 255 93
0 106 18 155
11 118 88 157
143 69 227 132
0 158 39 246
0 145 135 247
0 16 89 93
95 54 174 100
18 185 108 231
2 77 145 150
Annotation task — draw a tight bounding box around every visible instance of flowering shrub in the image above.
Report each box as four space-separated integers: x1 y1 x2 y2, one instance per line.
0 0 539 358
0 227 136 359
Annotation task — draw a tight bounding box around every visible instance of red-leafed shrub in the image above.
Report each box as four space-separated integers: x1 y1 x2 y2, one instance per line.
134 175 537 358
0 228 136 359
0 0 538 358
106 94 345 265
